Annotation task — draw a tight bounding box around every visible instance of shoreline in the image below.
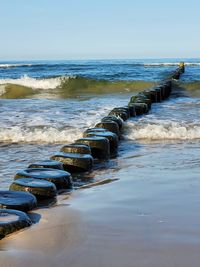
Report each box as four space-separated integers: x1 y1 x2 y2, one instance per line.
1 139 200 267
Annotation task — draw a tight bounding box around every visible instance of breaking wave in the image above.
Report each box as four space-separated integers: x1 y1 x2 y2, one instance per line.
124 120 200 140
0 72 199 99
0 75 68 90
0 126 83 143
0 75 155 98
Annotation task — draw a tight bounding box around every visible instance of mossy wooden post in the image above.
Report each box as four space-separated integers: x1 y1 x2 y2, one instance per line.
179 62 185 73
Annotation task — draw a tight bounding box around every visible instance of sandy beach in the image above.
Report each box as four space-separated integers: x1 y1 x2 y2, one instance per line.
1 0 200 266
1 139 200 267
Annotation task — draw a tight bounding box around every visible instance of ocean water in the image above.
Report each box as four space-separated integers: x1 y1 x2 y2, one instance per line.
0 59 200 190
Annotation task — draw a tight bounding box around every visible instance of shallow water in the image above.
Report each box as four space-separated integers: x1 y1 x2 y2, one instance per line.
124 96 200 140
1 93 200 190
0 59 200 191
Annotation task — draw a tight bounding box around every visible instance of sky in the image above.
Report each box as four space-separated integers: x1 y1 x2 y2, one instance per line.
0 0 200 60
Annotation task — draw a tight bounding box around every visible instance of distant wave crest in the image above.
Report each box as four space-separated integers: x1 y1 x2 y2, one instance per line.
1 62 200 69
144 62 200 67
0 64 34 68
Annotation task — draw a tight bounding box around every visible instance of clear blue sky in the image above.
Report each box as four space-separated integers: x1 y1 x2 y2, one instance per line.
0 0 199 60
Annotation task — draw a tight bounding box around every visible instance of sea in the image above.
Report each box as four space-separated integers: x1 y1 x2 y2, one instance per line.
0 59 200 190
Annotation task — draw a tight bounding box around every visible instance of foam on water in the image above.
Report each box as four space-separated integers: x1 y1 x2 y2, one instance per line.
124 120 200 141
124 97 200 141
0 95 126 143
0 126 83 143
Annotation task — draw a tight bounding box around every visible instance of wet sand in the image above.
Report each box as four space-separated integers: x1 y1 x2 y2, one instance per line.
1 141 200 267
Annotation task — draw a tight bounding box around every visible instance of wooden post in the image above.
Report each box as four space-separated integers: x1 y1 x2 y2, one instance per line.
179 62 185 73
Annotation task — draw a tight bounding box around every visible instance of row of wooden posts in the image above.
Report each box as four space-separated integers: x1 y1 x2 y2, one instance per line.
0 62 185 239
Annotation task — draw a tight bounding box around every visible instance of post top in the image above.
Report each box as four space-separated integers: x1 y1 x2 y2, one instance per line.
179 62 185 67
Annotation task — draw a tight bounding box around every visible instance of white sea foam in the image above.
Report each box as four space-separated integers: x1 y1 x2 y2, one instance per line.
0 126 83 143
144 62 200 67
0 75 68 89
124 121 200 140
0 64 33 68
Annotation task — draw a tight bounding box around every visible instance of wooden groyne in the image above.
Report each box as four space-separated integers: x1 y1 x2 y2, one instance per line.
0 62 185 239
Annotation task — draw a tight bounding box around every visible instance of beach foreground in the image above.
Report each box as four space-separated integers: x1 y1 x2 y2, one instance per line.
1 139 200 267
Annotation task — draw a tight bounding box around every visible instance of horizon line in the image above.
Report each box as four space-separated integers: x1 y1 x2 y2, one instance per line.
0 57 199 62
